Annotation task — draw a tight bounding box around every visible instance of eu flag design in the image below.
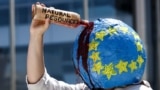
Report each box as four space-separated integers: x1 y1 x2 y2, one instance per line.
72 18 146 89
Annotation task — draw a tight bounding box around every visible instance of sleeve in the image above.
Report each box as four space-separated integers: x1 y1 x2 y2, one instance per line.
26 69 89 90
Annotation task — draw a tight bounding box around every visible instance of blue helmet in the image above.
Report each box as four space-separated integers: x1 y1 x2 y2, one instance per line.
72 18 146 89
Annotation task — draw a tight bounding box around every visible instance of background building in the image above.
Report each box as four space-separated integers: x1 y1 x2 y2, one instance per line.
0 0 159 90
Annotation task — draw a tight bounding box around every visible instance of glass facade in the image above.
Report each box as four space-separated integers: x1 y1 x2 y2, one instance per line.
1 0 159 90
0 0 134 26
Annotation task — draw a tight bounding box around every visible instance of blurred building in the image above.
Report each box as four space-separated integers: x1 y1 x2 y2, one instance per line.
0 0 159 90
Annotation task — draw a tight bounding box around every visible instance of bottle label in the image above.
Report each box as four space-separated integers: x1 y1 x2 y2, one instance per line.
33 5 81 28
42 8 79 25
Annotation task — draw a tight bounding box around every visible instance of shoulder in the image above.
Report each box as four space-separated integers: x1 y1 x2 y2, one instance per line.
122 80 153 90
123 85 152 90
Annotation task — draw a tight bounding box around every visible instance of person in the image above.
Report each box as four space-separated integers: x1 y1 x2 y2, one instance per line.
26 2 153 90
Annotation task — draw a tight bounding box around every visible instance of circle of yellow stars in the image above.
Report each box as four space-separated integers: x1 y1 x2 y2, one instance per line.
89 26 145 80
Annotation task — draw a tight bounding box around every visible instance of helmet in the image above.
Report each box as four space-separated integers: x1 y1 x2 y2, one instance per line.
72 18 146 89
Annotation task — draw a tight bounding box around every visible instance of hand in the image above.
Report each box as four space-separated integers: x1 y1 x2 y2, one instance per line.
30 2 50 36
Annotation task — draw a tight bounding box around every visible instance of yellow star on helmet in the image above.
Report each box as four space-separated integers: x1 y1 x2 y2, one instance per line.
89 52 101 62
137 55 144 68
92 62 103 74
135 41 143 52
128 60 137 73
89 40 100 51
132 32 140 40
115 60 128 74
108 27 118 36
102 63 117 80
119 26 128 34
95 30 107 41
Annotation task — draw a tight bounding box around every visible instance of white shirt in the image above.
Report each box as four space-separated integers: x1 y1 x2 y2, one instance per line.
26 70 152 90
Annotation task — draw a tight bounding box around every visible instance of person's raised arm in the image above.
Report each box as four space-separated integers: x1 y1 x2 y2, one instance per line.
27 3 50 84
